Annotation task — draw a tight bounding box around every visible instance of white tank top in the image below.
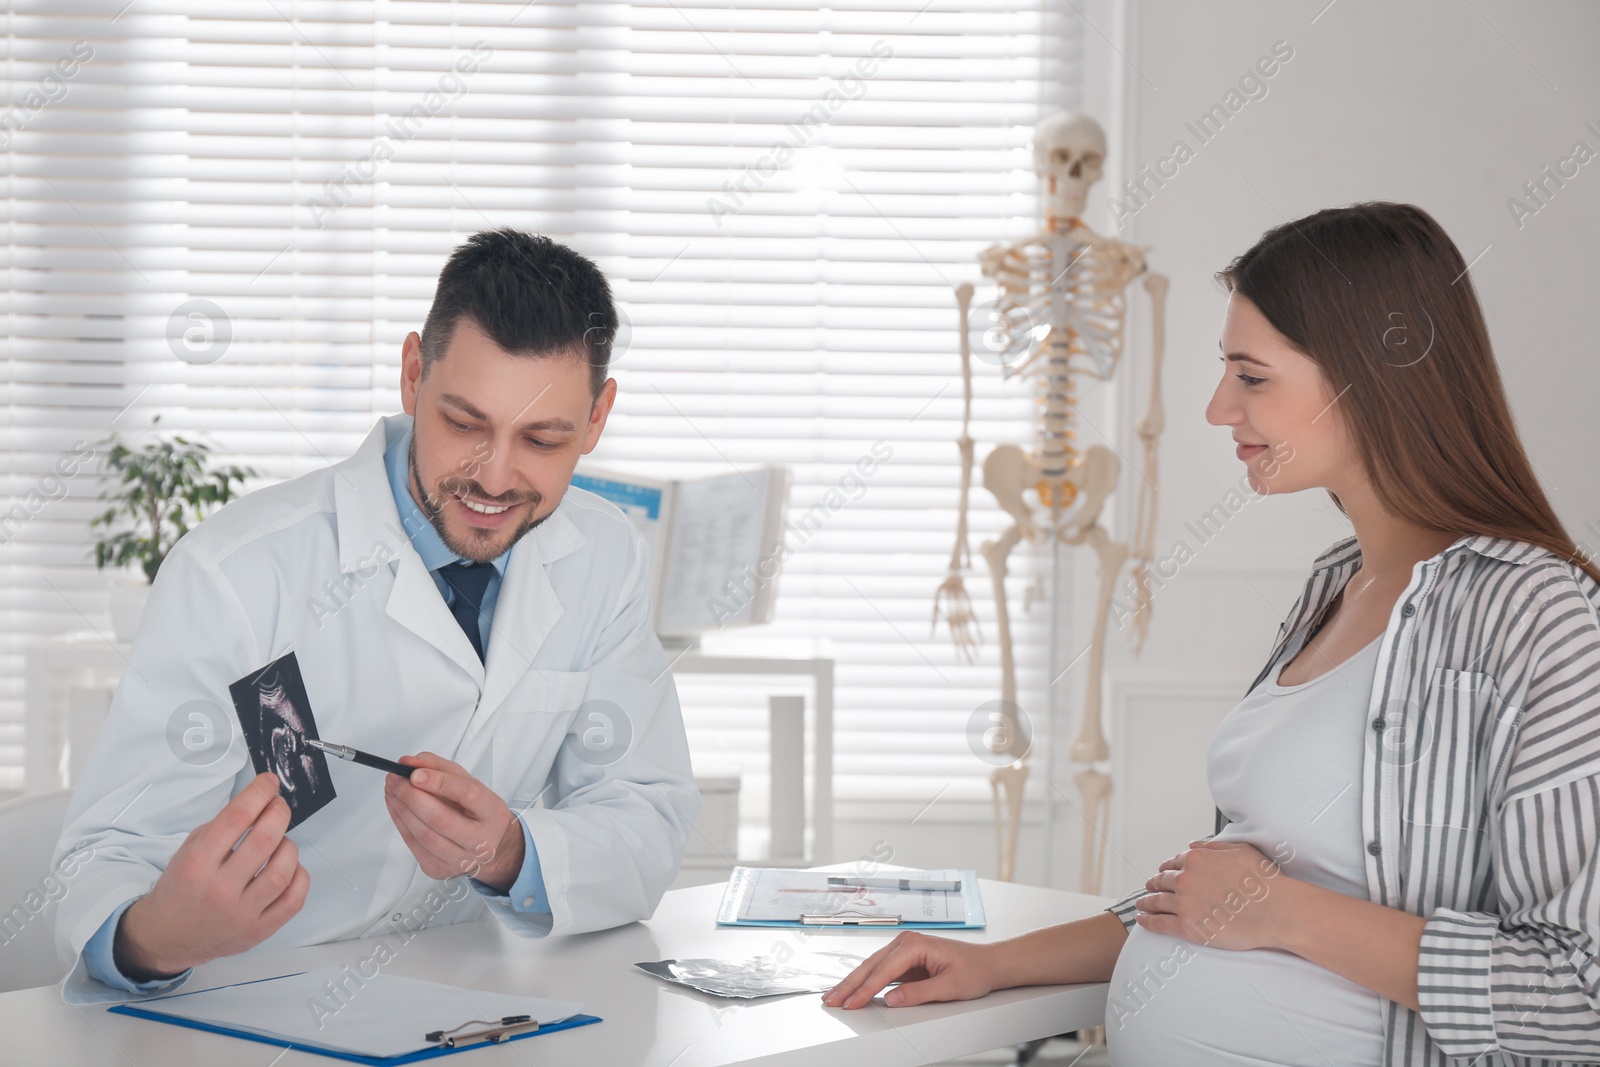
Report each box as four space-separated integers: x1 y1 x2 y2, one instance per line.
1106 632 1386 1066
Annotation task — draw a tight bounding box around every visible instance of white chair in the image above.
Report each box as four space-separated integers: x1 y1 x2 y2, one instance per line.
0 789 74 993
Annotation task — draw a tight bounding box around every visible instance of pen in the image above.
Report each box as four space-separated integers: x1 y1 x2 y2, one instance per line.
306 738 415 778
427 1015 540 1048
826 876 961 892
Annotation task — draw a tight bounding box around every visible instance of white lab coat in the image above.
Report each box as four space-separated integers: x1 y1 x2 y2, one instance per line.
52 414 700 1002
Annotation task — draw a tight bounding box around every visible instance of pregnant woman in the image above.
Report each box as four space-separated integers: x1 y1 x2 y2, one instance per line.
824 202 1600 1066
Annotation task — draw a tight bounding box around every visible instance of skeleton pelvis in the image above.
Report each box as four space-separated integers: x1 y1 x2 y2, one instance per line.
1035 475 1078 509
982 443 1118 539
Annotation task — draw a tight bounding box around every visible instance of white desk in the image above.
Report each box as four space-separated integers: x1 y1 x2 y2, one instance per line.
1 878 1113 1066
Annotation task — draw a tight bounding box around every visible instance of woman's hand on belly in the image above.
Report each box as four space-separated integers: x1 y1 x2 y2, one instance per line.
1137 840 1429 1012
1134 839 1296 951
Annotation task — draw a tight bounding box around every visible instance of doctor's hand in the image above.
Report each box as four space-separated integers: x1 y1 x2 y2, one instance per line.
383 752 525 892
115 772 311 979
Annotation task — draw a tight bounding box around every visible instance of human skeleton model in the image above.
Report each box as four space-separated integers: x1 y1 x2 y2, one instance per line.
933 112 1168 889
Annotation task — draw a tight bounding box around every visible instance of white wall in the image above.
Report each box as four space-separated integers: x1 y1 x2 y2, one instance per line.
836 0 1600 895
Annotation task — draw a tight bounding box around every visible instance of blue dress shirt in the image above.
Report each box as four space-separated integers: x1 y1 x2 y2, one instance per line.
82 419 550 993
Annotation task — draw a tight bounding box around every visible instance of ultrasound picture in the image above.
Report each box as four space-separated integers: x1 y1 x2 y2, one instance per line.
228 651 336 829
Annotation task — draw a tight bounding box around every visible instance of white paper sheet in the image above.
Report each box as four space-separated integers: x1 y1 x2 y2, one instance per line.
657 469 774 633
732 868 969 923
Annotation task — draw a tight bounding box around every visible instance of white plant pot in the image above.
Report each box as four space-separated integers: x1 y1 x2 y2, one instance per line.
107 577 152 644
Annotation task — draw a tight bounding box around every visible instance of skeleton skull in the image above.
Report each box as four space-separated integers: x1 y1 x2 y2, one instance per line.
1033 111 1107 222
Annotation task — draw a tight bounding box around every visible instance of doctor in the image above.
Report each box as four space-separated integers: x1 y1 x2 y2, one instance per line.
52 229 701 1002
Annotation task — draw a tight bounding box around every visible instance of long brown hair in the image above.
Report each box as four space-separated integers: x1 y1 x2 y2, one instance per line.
1218 201 1600 584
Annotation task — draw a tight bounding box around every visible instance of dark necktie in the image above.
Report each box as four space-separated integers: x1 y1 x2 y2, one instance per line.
438 561 494 662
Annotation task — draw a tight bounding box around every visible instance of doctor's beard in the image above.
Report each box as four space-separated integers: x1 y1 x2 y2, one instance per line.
408 435 548 563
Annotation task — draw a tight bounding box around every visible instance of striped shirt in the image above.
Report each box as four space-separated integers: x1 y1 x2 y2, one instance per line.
1106 533 1600 1066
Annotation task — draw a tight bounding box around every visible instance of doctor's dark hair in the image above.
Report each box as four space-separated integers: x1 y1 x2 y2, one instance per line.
1218 201 1600 584
419 229 617 398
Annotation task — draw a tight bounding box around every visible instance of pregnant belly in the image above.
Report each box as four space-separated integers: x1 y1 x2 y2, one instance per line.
1106 924 1383 1067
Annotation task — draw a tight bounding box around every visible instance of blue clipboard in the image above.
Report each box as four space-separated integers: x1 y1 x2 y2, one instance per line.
107 969 602 1064
715 867 986 930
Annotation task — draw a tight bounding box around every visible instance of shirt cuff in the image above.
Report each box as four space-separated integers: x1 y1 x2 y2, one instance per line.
1416 907 1501 1058
470 816 550 914
1107 885 1148 931
82 898 193 995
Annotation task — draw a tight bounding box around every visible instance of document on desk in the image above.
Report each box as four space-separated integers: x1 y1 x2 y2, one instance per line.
717 867 986 929
107 965 600 1064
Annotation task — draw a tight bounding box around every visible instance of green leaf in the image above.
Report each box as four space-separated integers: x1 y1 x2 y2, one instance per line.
89 426 255 574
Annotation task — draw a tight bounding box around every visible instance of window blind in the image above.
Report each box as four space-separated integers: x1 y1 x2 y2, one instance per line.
0 1 1083 826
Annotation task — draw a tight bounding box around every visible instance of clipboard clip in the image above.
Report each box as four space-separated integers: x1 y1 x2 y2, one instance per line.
800 911 903 926
425 1015 542 1048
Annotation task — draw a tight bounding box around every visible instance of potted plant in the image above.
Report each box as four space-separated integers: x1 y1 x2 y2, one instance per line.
91 417 256 641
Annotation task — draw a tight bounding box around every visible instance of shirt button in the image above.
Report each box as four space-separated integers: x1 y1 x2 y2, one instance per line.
522 897 535 908
1367 841 1382 856
392 913 402 922
1372 718 1385 731
1401 604 1415 617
